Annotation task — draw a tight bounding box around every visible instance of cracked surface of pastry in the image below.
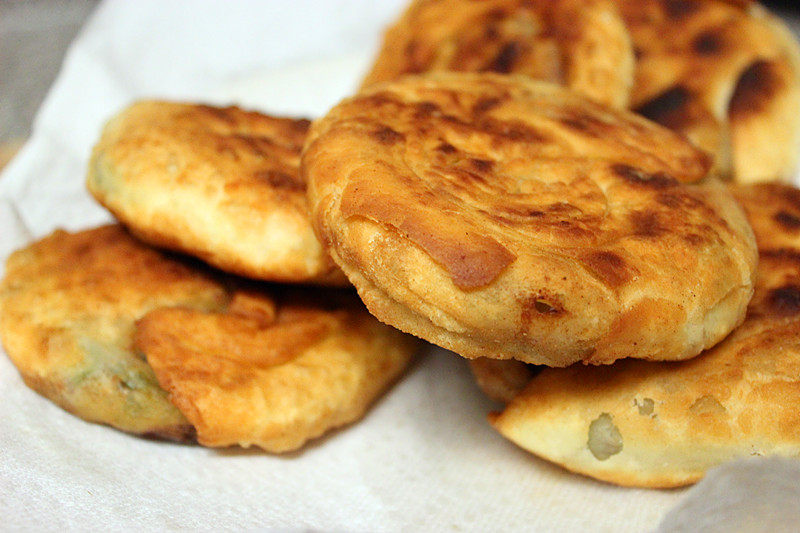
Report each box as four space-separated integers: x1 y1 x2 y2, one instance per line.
362 0 634 109
87 101 347 285
620 0 800 182
491 183 800 487
304 72 757 367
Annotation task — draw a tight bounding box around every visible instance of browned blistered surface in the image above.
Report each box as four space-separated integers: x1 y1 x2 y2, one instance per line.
620 0 800 183
492 183 800 488
304 72 757 367
0 225 228 439
362 0 634 109
87 101 346 285
136 287 418 452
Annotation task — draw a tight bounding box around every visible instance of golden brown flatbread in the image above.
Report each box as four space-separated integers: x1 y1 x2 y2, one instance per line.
87 101 347 285
136 287 419 452
0 225 417 451
491 183 800 487
620 0 800 183
303 72 757 367
362 0 634 109
0 225 227 439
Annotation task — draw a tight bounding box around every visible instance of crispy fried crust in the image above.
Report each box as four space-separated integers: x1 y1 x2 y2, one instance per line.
491 183 800 488
0 225 228 439
621 0 800 183
304 73 757 367
87 101 347 285
136 288 419 452
362 0 634 109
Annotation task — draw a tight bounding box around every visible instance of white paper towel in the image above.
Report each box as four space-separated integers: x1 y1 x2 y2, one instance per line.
1 2 799 531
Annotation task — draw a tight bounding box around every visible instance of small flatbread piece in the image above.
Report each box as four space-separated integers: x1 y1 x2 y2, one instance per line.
491 183 800 487
136 288 419 452
363 0 634 109
304 72 757 367
88 101 346 285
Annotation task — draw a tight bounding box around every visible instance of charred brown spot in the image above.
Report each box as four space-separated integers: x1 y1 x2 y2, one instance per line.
472 97 502 115
414 101 441 119
635 86 693 129
630 211 666 238
729 60 782 117
372 126 405 145
775 211 800 231
482 118 547 143
436 142 457 154
613 164 678 189
470 159 494 172
255 169 304 192
360 92 405 111
662 0 700 18
559 108 610 135
485 7 507 22
196 104 238 125
656 192 703 209
760 248 800 265
693 31 723 55
231 134 277 158
492 205 546 221
290 118 312 134
582 251 632 288
768 285 800 315
680 231 709 245
213 138 239 159
486 41 522 73
780 185 800 211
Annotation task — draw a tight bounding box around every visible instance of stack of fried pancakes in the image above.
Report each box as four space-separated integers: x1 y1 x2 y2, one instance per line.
2 0 800 487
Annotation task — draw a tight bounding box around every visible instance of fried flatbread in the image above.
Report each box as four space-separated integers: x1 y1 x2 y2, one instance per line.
0 226 417 450
0 225 227 439
362 0 634 109
620 0 800 183
303 72 757 367
491 183 800 487
136 287 418 452
87 101 346 285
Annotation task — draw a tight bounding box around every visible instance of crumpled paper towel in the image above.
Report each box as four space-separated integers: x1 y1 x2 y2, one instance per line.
1 1 799 531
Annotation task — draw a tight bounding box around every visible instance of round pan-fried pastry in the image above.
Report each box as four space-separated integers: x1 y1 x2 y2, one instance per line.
362 0 634 109
136 287 419 452
0 225 228 439
87 101 347 285
304 72 757 367
0 225 417 450
491 183 800 487
620 0 800 183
